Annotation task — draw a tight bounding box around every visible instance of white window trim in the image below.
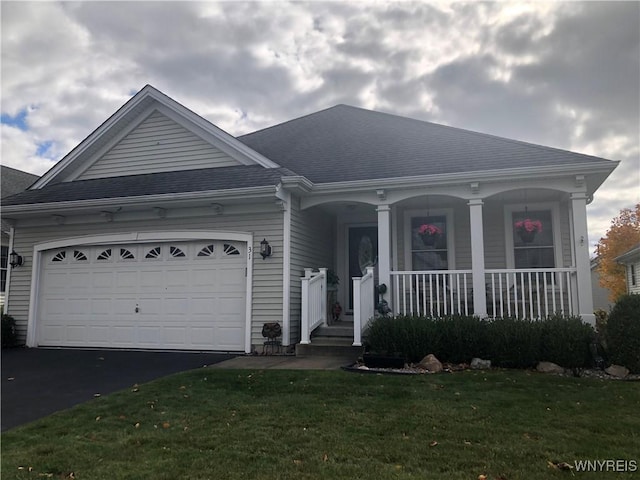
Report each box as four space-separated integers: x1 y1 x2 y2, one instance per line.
403 208 455 271
27 231 254 353
504 202 562 269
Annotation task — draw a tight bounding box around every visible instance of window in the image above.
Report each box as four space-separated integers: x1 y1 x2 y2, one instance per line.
52 251 66 262
512 210 555 269
73 250 88 261
120 248 135 260
198 244 215 257
97 249 112 260
409 215 449 270
223 244 240 256
170 246 186 258
0 246 8 292
145 247 161 259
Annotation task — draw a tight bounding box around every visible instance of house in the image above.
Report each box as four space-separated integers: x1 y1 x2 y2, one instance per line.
1 85 618 353
1 166 40 307
616 243 640 295
590 257 614 312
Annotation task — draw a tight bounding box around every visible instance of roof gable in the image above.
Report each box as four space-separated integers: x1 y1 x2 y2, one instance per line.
33 85 279 188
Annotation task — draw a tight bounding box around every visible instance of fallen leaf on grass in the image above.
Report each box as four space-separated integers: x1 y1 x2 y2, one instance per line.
293 459 303 466
429 441 438 447
93 393 101 397
464 441 472 445
322 453 328 462
162 422 170 429
547 461 574 470
477 475 487 480
95 416 101 422
134 422 141 428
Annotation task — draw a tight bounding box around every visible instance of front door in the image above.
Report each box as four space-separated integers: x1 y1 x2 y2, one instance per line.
348 226 378 310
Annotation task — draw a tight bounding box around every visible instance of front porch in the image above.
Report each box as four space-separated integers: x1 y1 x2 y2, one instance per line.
293 184 594 349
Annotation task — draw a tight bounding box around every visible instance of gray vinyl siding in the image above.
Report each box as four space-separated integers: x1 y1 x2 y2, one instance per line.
78 111 241 180
288 198 334 345
7 210 283 349
396 199 573 270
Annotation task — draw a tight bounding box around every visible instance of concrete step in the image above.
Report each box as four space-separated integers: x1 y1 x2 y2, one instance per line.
295 342 364 358
313 325 353 338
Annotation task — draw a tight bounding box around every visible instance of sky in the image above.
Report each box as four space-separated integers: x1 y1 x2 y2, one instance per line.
1 1 639 253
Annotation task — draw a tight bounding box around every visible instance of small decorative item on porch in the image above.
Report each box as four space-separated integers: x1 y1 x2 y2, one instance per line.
261 322 282 355
332 301 343 322
514 218 543 243
418 223 442 246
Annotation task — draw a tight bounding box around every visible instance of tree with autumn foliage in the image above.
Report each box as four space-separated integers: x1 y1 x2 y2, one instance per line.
596 204 640 302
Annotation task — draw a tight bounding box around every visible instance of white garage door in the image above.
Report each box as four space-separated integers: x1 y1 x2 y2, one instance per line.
37 240 246 351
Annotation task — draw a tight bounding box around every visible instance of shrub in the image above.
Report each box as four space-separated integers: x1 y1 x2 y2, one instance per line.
364 314 595 369
606 294 640 373
539 314 594 369
486 317 541 369
1 313 18 348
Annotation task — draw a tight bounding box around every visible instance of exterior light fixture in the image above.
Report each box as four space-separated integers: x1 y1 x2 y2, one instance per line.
9 250 23 268
260 238 272 259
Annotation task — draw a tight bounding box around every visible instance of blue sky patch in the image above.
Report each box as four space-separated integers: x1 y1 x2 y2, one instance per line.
1 108 29 131
36 140 53 157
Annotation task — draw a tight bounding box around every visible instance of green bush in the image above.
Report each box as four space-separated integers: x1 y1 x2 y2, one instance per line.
486 317 541 368
606 294 640 373
1 313 18 348
364 314 595 369
539 314 594 369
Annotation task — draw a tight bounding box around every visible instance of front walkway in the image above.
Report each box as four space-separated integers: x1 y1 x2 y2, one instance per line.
210 355 355 370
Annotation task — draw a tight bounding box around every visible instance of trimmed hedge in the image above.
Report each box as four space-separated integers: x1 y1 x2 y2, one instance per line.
606 294 640 373
364 314 595 369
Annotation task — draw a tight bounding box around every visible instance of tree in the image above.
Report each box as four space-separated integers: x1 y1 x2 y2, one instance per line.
596 204 640 302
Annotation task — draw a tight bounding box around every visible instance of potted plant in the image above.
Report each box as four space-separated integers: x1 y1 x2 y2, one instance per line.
418 223 442 246
514 218 543 243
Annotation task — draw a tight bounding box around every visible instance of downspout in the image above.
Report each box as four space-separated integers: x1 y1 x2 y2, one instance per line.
3 226 16 314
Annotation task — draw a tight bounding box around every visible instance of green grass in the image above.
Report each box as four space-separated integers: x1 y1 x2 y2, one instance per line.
2 369 639 479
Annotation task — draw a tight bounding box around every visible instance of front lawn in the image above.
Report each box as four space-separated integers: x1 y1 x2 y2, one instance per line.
2 369 639 479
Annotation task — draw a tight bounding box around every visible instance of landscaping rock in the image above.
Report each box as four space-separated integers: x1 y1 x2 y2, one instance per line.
418 354 443 373
470 358 491 370
605 365 629 378
536 361 565 374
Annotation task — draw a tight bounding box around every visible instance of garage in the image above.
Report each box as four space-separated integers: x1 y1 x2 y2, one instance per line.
36 240 247 351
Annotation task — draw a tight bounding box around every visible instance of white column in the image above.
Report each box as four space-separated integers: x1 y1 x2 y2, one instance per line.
468 199 487 317
377 204 391 306
571 193 595 325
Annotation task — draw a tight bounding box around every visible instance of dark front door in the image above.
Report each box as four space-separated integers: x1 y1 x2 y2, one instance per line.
348 226 378 310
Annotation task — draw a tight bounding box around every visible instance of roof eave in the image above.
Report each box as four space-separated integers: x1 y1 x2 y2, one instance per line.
1 185 279 218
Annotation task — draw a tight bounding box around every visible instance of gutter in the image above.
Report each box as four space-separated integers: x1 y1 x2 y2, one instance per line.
1 185 280 217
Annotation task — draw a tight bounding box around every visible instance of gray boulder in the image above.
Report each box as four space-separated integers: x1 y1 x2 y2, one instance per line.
536 361 565 374
470 358 491 370
605 365 629 378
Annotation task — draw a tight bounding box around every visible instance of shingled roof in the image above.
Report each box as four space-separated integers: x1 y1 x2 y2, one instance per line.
239 104 612 184
1 165 294 206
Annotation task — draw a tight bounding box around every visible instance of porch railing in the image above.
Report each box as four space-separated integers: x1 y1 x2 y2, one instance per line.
353 267 375 347
300 268 327 344
391 270 473 317
485 268 576 319
390 268 577 319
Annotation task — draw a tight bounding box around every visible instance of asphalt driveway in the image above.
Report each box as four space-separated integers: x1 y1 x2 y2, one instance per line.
1 348 234 431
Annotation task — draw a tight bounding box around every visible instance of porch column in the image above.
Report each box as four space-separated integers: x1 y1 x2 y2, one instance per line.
377 204 391 306
571 193 596 325
468 199 487 317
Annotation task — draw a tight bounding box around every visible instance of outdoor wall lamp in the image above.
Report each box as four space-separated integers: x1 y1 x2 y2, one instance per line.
9 250 23 268
260 238 272 259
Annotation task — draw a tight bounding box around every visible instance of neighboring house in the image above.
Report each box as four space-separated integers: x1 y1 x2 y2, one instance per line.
2 85 618 353
616 243 640 295
590 257 614 312
1 166 40 307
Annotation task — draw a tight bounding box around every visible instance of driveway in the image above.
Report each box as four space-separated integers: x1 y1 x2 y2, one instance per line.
1 348 235 431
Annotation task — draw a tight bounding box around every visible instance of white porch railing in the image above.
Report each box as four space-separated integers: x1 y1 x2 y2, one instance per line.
300 268 327 344
391 270 473 317
353 267 375 347
485 268 576 319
